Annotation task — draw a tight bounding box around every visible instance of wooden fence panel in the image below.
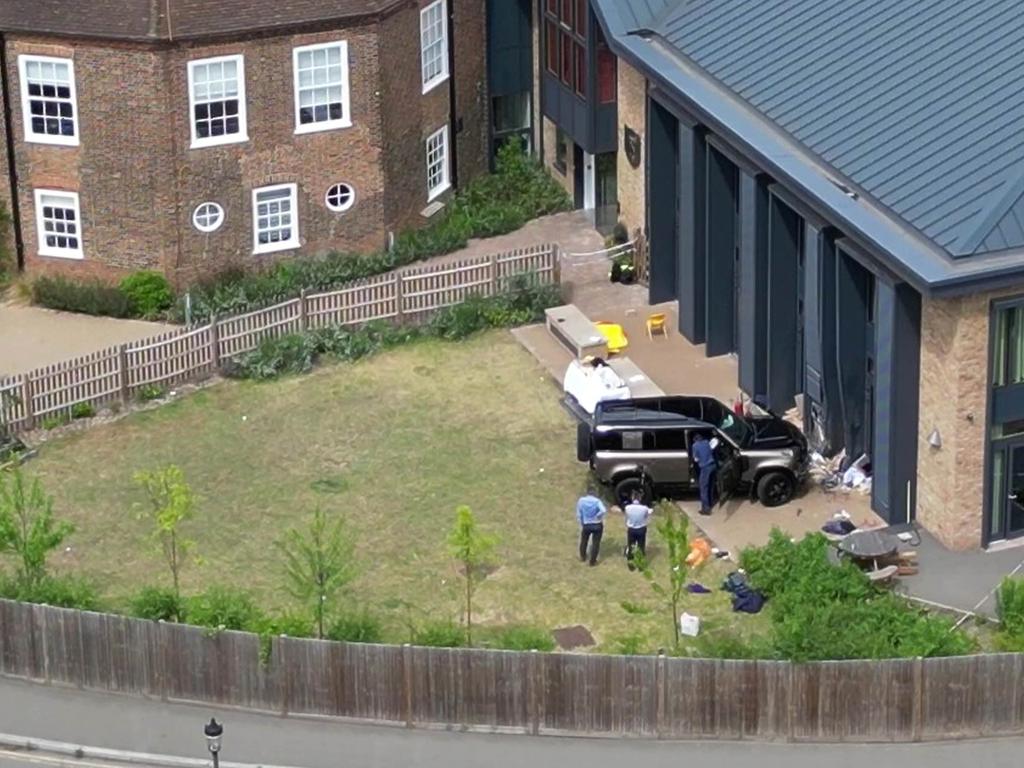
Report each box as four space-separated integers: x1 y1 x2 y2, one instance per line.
400 260 493 319
458 648 531 730
540 653 656 734
325 641 405 721
0 376 29 432
126 325 214 393
28 346 122 418
160 623 270 710
305 274 399 329
495 246 557 290
278 637 334 715
217 299 302 359
0 600 40 679
78 610 154 695
920 654 1024 739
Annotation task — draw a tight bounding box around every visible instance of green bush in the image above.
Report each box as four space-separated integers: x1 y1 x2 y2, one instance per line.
262 612 314 639
609 633 649 656
129 586 185 622
178 144 570 323
136 384 166 402
413 620 465 648
225 333 319 380
70 402 96 420
119 271 174 318
995 577 1024 650
32 276 133 318
739 530 975 661
484 625 555 651
186 586 264 632
0 575 101 611
327 609 384 643
41 413 70 430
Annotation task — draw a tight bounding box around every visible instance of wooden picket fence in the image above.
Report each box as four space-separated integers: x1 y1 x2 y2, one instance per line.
0 244 558 433
2 598 1024 742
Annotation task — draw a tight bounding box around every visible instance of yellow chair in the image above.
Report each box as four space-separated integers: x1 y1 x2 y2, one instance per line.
646 312 668 340
594 321 629 355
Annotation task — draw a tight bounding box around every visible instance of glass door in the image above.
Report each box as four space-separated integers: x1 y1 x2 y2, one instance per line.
992 441 1024 541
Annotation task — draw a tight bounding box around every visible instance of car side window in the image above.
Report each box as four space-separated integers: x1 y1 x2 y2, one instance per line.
621 431 654 450
655 430 689 450
593 431 622 451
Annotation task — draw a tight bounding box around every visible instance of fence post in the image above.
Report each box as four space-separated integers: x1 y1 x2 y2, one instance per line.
489 253 499 296
20 376 35 431
394 273 405 323
551 244 562 287
117 345 129 405
912 656 924 741
786 662 796 741
209 316 220 370
299 289 308 331
655 652 666 738
528 648 542 735
37 605 50 684
402 643 413 727
278 636 290 716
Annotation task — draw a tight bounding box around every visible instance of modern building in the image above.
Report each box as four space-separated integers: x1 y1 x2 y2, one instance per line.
535 0 1024 551
0 0 488 286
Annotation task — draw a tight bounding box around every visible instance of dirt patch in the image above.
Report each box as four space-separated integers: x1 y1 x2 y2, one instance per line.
552 624 595 650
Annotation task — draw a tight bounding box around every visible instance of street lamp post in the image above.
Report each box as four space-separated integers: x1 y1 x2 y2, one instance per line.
204 718 224 768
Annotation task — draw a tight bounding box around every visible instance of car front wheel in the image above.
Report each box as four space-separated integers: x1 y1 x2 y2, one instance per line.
756 471 795 507
614 476 653 507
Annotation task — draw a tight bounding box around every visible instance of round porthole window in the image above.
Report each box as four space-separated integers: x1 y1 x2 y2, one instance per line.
325 183 355 212
192 202 225 233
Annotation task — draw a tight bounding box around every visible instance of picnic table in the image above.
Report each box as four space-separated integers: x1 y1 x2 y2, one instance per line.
837 530 902 580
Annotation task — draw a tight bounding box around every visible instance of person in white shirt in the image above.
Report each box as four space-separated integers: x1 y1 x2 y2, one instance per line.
623 491 653 570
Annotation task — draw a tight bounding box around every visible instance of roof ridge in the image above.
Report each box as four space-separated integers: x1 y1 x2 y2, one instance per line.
958 163 1024 255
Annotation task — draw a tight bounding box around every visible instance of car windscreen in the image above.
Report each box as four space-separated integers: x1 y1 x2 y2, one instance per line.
704 401 752 447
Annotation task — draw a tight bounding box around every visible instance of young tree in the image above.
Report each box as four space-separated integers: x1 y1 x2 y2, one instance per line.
0 467 74 587
635 501 690 649
447 505 498 646
134 465 196 612
278 507 356 639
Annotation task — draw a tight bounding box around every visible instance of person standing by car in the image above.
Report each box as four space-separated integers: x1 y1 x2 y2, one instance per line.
576 489 607 566
692 434 717 515
623 491 652 570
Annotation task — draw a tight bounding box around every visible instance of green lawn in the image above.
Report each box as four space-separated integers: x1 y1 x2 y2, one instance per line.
26 330 764 652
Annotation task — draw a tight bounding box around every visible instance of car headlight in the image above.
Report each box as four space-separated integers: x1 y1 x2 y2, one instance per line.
779 448 795 458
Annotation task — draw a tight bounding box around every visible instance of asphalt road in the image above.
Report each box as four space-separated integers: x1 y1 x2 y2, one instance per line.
2 677 1024 768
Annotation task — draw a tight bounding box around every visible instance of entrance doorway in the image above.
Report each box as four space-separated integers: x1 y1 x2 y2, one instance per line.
594 152 618 233
990 441 1024 542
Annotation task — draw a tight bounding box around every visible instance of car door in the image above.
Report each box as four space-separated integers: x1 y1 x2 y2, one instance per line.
713 434 744 506
652 427 692 488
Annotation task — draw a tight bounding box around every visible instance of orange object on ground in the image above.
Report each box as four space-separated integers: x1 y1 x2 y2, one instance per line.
594 321 629 355
686 537 712 567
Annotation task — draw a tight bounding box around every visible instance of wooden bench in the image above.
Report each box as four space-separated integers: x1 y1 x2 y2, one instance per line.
545 305 608 360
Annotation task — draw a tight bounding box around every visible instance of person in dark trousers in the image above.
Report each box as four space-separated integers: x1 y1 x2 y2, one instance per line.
692 434 717 515
623 491 652 570
576 489 607 566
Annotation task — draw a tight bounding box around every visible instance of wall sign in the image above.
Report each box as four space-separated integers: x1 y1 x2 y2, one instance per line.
624 126 642 169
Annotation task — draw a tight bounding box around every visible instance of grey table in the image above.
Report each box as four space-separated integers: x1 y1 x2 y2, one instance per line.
837 529 900 569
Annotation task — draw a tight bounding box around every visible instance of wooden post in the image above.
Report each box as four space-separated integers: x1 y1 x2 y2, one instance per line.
786 661 796 741
394 273 405 323
209 316 220 370
489 253 499 296
278 636 289 716
528 648 542 735
117 345 129 405
911 656 924 741
20 376 35 431
299 289 308 331
655 652 666 738
552 244 562 286
402 643 414 727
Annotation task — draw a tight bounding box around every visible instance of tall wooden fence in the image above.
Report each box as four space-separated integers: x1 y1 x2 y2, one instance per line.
0 245 558 433
1 599 1022 742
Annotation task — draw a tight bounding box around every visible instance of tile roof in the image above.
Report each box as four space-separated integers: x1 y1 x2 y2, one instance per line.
601 0 1024 258
0 0 405 41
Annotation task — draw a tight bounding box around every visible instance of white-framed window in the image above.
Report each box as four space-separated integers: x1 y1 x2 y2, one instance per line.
34 190 82 259
293 41 351 134
425 125 450 200
192 202 225 233
187 54 248 149
420 0 449 94
252 183 299 254
325 183 355 212
18 55 78 146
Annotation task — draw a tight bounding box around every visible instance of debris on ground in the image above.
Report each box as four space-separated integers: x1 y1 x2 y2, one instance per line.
552 624 595 650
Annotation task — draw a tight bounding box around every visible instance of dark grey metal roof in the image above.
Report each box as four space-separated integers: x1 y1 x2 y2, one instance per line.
593 0 1024 291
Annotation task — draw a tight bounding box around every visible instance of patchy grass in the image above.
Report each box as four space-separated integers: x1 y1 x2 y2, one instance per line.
25 330 765 651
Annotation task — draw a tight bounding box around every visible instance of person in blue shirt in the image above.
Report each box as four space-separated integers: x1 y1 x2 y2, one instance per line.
576 488 607 566
692 433 717 515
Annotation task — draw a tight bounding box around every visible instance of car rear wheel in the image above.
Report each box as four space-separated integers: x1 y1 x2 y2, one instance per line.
615 476 652 507
756 471 795 507
576 423 592 462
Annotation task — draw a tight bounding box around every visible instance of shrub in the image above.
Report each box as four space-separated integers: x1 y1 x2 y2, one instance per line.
70 402 96 420
32 276 133 318
413 620 464 648
136 384 166 402
609 633 649 656
995 577 1024 650
119 271 174 318
327 609 384 643
262 611 314 639
177 144 570 323
129 585 185 622
186 586 264 632
225 333 319 380
485 625 555 652
0 574 101 611
41 413 70 430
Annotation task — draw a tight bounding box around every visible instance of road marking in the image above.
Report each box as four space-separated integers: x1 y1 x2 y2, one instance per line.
0 748 135 768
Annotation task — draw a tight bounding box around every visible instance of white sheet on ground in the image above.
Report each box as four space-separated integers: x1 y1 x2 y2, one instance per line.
563 360 630 414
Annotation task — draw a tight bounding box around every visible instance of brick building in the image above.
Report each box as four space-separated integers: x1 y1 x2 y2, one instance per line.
530 0 1024 552
0 0 488 286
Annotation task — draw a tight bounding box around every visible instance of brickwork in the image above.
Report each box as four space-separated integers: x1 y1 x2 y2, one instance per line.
451 0 488 184
616 59 646 237
541 116 574 200
0 66 15 270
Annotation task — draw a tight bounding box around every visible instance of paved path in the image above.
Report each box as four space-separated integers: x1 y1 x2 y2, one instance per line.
1 678 1023 768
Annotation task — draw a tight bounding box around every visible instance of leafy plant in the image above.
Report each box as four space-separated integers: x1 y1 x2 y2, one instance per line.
119 271 175 318
278 507 356 639
0 468 74 588
413 620 465 648
133 465 197 604
70 402 96 420
32 276 133 318
484 625 555 651
187 586 264 632
136 384 166 402
634 501 691 650
41 413 70 430
609 633 649 656
327 609 383 643
995 576 1024 650
0 573 100 610
262 611 314 639
447 505 498 646
129 585 185 622
225 333 318 380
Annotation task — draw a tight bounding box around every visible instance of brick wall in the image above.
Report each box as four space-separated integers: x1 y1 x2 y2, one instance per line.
541 116 573 200
451 0 488 184
0 65 15 271
616 59 645 238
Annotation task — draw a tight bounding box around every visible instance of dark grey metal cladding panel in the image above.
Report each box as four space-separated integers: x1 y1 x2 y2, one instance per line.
594 103 618 154
705 144 738 357
677 121 707 343
872 280 896 520
647 97 679 304
738 171 769 399
541 74 594 150
818 233 844 454
486 0 532 97
835 249 870 462
803 221 823 403
766 194 801 412
893 284 921 524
